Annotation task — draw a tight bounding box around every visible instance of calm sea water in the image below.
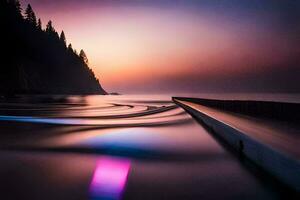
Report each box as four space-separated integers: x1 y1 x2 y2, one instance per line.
0 95 297 199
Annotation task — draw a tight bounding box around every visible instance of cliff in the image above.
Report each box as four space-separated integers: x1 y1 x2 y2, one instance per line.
0 0 107 95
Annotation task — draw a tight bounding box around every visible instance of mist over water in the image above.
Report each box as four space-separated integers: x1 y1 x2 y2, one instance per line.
0 95 294 199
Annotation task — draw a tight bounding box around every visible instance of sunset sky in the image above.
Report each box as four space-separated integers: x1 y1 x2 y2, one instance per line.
21 0 300 94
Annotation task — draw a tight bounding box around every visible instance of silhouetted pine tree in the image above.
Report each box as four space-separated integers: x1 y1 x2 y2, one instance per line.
80 49 89 64
68 44 73 52
25 4 37 26
46 20 55 33
37 18 42 30
46 20 59 40
60 31 67 46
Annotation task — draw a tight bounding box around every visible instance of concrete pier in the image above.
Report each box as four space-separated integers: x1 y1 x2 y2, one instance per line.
173 97 300 192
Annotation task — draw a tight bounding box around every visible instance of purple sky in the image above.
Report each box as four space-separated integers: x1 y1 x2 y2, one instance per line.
21 0 300 94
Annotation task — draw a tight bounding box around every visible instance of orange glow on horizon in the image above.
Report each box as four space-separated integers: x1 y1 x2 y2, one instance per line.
22 1 297 93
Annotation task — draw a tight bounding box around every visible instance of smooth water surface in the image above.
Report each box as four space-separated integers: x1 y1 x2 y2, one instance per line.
0 95 295 199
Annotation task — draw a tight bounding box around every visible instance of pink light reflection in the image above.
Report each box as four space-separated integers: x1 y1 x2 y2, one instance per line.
90 157 131 200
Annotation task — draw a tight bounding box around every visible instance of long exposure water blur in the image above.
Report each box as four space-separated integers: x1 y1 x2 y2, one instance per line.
0 95 296 199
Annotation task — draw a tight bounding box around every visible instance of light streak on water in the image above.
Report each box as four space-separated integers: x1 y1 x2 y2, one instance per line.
89 157 131 200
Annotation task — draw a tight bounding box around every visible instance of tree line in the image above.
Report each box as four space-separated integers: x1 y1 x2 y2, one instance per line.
0 0 106 95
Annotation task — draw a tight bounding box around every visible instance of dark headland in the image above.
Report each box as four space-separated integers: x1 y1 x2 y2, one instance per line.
0 0 107 95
